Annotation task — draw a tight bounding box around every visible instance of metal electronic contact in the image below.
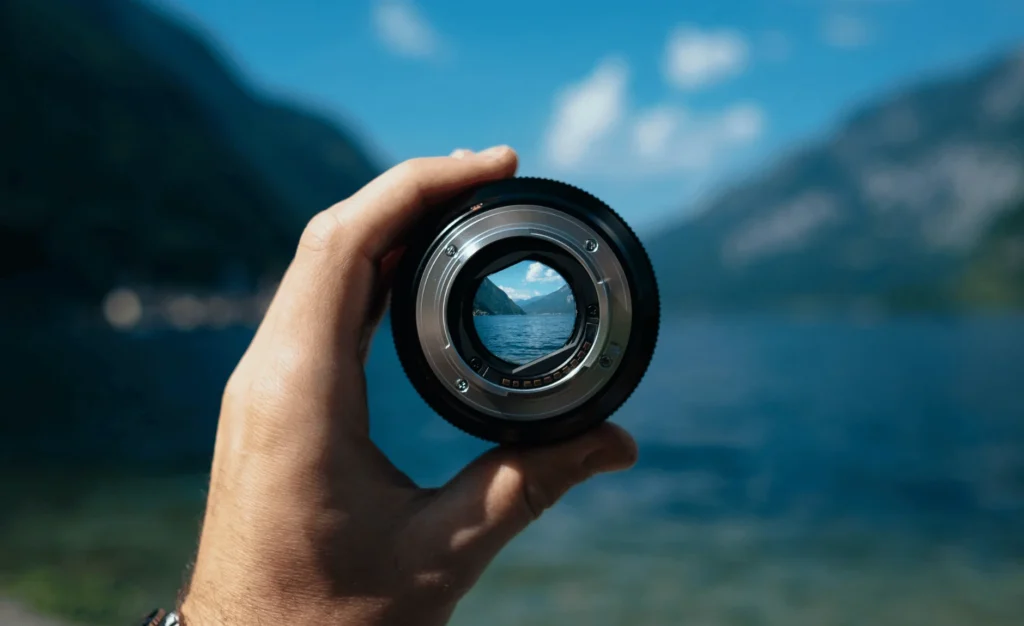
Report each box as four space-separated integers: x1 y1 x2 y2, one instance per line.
391 178 659 445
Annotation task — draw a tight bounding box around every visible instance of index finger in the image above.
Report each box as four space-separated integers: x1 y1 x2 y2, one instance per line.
302 145 519 263
255 146 518 369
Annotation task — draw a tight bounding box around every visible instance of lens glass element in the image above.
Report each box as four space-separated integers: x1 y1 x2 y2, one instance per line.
390 177 659 444
471 260 576 365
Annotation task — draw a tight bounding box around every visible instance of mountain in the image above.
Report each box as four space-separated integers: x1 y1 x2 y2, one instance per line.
0 0 381 465
85 0 379 224
473 278 526 315
647 48 1024 313
0 0 380 301
955 196 1024 307
520 283 577 315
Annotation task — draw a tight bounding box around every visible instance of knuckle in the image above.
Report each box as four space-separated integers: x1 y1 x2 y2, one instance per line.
409 567 470 604
519 472 583 522
494 459 564 522
519 477 554 521
220 363 256 412
228 348 301 414
251 345 304 397
391 157 427 181
221 371 246 406
299 209 346 253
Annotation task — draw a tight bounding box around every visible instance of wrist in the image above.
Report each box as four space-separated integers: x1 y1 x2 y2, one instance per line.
178 583 362 626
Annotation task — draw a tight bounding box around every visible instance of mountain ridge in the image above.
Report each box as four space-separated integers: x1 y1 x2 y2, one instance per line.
96 0 380 222
0 0 381 301
0 0 383 463
473 278 525 315
520 283 577 315
647 46 1024 313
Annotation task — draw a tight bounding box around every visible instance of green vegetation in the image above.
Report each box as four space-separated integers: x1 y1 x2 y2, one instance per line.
472 278 525 315
0 471 205 625
956 198 1024 308
3 471 1023 626
0 0 378 301
645 49 1024 314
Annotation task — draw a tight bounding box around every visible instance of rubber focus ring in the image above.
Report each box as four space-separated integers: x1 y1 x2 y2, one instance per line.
390 177 660 445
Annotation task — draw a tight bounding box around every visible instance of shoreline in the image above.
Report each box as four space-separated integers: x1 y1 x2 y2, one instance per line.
0 599 75 626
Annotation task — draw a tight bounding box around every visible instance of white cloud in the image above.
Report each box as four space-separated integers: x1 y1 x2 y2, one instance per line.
542 37 766 180
632 106 682 158
542 57 629 169
498 285 535 301
372 0 442 59
822 14 872 49
524 262 564 283
628 103 765 173
664 26 749 90
721 104 765 141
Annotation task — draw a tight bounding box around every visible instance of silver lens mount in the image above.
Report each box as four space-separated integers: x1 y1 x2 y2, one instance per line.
390 177 659 445
415 204 633 421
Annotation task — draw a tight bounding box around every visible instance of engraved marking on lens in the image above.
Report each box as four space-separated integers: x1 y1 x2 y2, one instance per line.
393 177 660 441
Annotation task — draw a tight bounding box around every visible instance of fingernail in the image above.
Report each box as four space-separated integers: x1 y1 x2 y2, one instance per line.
583 426 638 474
478 145 511 160
450 148 472 159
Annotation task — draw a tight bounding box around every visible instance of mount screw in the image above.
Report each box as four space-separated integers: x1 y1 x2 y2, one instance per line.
584 239 598 252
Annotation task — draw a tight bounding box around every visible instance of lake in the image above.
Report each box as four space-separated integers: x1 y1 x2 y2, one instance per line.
3 315 1024 625
473 313 575 364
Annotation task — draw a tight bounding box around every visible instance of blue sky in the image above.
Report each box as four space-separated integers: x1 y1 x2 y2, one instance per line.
485 261 566 302
155 0 1024 235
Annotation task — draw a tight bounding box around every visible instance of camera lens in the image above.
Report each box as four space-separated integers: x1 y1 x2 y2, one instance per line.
390 177 659 445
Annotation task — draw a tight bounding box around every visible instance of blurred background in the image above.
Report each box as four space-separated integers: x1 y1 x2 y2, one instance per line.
2 0 1024 624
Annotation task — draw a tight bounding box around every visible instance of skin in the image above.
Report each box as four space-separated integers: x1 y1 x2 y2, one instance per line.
178 145 639 626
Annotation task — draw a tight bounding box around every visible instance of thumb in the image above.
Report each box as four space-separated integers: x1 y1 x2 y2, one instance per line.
421 423 637 571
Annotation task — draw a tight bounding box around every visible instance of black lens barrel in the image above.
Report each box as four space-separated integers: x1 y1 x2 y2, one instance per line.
390 177 659 445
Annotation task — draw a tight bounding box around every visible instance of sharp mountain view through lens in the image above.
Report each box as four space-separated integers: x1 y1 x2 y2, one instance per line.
472 263 576 363
3 0 1024 624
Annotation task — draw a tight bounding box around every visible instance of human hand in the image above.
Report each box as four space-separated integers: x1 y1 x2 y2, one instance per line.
178 146 639 626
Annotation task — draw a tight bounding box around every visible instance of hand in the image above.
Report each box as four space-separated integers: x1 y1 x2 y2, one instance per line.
178 146 639 626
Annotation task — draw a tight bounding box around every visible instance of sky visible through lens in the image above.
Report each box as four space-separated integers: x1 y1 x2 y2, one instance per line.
488 261 566 303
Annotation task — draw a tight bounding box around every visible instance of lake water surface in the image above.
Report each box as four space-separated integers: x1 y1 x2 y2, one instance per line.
4 315 1024 625
473 313 575 364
